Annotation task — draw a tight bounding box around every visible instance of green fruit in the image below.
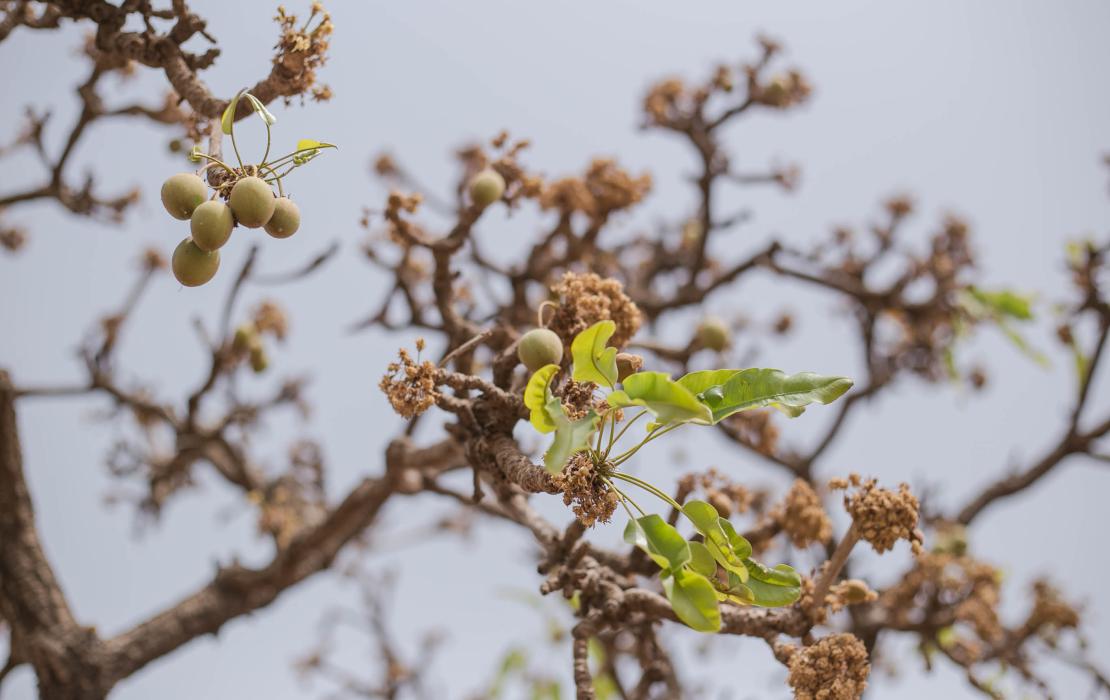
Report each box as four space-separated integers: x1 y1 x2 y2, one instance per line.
160 173 207 220
189 200 234 251
229 176 276 228
171 237 220 287
517 328 564 372
249 344 269 373
696 317 730 352
233 323 258 352
264 197 301 239
468 168 505 208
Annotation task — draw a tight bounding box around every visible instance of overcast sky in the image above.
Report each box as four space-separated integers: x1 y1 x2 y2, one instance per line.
2 1 1109 698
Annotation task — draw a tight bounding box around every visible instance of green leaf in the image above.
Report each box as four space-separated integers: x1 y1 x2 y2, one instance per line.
718 518 753 560
542 396 599 474
662 569 721 632
746 560 803 587
967 287 1034 321
571 320 619 388
678 368 853 422
243 92 277 126
624 516 691 571
524 364 561 434
742 574 802 607
681 500 747 580
687 541 717 577
221 90 245 135
290 139 336 165
608 372 713 425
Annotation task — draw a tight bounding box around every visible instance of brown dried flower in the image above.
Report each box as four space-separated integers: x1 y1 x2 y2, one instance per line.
549 272 642 348
785 633 870 700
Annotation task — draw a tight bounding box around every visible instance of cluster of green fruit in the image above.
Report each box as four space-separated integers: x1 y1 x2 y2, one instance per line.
161 173 301 287
233 322 270 373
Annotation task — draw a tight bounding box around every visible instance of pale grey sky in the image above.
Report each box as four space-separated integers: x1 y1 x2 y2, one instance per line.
2 1 1109 698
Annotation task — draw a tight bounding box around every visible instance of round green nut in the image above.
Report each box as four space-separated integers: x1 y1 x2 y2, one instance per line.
189 200 234 251
233 323 258 352
517 328 564 372
615 352 643 382
171 237 220 287
264 197 301 239
160 173 207 220
229 176 276 228
696 317 731 352
249 343 269 373
468 168 505 208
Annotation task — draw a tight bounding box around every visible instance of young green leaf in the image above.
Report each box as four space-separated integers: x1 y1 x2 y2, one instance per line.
571 320 619 388
681 500 748 580
293 139 337 164
523 364 561 434
221 90 245 135
746 560 803 587
687 541 717 577
741 573 802 607
718 518 753 560
608 372 713 425
662 569 721 633
541 395 599 473
243 93 277 126
678 368 853 422
624 515 691 571
966 287 1034 321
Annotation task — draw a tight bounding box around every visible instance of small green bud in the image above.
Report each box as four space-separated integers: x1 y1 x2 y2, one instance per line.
249 343 269 373
468 168 505 208
171 237 220 287
263 197 301 239
160 173 207 220
696 317 731 352
189 200 234 251
517 328 564 372
233 323 258 352
229 176 276 228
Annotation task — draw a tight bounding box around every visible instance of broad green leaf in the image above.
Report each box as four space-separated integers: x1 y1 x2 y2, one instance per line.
662 569 721 632
675 369 743 397
967 287 1034 321
718 518 753 560
608 372 713 425
687 541 717 577
221 90 245 135
682 500 747 580
742 575 801 607
678 368 853 423
543 395 599 473
745 560 803 588
571 320 619 388
524 364 560 434
626 515 691 571
243 92 277 126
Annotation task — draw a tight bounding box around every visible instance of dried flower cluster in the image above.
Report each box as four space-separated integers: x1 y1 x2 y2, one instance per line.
552 453 618 527
832 474 924 554
775 478 833 548
379 346 439 419
783 634 871 700
549 271 642 348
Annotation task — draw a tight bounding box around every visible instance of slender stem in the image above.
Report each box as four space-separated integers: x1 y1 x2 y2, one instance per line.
257 163 285 197
261 121 272 165
228 123 244 169
192 153 237 175
810 522 860 611
609 472 682 511
610 422 682 466
603 477 644 517
605 410 648 459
